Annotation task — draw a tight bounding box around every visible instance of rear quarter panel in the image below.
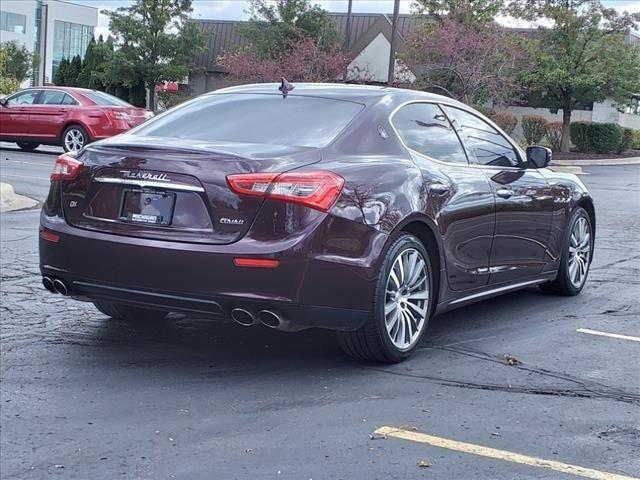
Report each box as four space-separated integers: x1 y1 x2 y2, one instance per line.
540 168 595 265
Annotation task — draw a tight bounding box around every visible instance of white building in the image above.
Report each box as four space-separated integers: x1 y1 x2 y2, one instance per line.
0 0 98 87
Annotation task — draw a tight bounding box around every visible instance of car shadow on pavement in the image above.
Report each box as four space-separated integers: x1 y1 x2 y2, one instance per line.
81 286 557 372
0 145 63 156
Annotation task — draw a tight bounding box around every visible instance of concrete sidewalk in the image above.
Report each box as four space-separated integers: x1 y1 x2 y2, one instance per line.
552 156 640 166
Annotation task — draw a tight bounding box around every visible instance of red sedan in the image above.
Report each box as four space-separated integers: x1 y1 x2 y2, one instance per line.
0 87 153 152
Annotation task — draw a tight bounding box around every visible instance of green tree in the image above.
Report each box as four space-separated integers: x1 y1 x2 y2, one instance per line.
510 0 640 151
64 55 82 86
0 41 37 85
103 0 205 111
0 47 19 94
238 0 338 59
412 0 504 25
77 38 96 87
53 57 69 85
87 35 115 91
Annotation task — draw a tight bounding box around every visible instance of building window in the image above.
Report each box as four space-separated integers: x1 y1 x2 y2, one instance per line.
624 96 640 116
52 20 94 77
0 11 27 34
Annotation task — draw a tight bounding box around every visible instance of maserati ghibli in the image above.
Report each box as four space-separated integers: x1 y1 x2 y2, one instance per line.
39 83 595 363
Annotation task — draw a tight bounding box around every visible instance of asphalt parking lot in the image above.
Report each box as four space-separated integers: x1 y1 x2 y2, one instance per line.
1 143 639 479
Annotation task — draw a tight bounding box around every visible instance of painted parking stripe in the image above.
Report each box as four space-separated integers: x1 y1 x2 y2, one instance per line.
577 328 640 343
374 426 639 480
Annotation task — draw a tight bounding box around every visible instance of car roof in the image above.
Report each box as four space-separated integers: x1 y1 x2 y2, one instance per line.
211 82 468 107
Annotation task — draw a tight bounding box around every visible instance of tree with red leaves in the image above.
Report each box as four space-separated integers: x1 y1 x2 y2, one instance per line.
401 18 528 107
218 36 352 84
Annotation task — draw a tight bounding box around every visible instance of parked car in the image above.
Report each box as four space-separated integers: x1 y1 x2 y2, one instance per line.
39 83 595 363
0 86 153 152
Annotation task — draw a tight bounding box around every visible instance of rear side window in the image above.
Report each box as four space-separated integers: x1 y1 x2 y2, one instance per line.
443 107 521 168
83 90 132 107
392 103 468 164
132 94 364 148
38 90 77 105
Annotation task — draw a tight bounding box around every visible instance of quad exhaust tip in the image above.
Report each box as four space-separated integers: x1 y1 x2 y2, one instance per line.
52 278 69 296
258 310 281 329
42 276 56 293
230 308 258 327
258 310 307 332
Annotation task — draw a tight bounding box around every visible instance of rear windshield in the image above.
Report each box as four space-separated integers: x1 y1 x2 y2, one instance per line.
132 93 364 148
84 90 132 107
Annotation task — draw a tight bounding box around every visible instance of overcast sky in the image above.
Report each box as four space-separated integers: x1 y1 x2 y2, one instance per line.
72 0 640 39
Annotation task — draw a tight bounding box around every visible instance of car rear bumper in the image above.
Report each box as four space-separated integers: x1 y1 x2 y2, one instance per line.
39 212 387 331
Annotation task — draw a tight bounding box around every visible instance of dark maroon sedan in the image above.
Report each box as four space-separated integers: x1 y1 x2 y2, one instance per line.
39 83 595 362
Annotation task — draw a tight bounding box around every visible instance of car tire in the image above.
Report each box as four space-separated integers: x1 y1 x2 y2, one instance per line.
337 233 434 363
62 124 89 152
17 142 40 151
93 301 168 322
540 207 593 296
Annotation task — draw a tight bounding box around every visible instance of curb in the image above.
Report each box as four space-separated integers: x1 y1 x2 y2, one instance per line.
548 166 585 175
551 157 640 166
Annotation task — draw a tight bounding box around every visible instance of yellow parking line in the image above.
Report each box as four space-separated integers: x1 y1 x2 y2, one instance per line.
374 426 639 480
576 328 640 343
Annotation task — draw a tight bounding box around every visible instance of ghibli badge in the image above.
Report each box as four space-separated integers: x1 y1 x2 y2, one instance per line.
219 217 245 225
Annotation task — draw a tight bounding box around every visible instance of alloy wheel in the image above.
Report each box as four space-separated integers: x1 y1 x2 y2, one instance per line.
568 216 591 288
384 248 429 350
64 128 85 151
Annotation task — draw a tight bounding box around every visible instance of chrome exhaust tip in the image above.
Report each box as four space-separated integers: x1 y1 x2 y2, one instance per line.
258 310 307 332
42 276 56 293
52 278 69 296
258 310 281 329
230 308 258 327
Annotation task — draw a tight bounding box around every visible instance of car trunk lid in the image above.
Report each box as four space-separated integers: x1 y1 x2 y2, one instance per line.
62 136 321 244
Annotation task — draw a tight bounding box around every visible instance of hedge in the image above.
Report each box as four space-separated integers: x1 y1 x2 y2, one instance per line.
489 111 518 136
618 128 635 153
570 121 624 154
521 115 548 145
633 130 640 150
545 121 563 151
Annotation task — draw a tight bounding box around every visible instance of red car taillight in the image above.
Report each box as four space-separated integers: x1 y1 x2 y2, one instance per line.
226 171 344 212
106 109 131 122
51 154 83 181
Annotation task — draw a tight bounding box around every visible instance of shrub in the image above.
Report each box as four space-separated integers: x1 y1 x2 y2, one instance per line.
521 114 548 145
490 111 518 136
617 128 634 153
633 130 640 150
570 121 591 152
545 121 563 151
588 123 623 153
570 121 624 153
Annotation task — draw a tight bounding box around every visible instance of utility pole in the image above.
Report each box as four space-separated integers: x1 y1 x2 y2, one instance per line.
345 0 353 50
387 0 400 85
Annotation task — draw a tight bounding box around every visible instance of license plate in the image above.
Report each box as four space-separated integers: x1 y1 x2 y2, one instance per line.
120 190 175 225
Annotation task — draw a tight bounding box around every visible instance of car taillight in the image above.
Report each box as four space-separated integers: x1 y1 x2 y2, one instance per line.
107 109 131 122
51 153 83 181
226 171 344 212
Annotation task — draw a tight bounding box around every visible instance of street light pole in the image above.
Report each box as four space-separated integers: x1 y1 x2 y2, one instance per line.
345 0 353 50
387 0 400 85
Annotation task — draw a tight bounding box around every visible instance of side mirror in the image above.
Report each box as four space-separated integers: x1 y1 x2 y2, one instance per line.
0 98 7 106
526 146 552 169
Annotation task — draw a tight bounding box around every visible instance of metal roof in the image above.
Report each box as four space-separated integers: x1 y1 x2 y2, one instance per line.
191 13 426 72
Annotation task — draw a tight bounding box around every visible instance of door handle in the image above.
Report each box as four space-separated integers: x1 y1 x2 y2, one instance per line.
496 188 514 199
430 183 450 195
